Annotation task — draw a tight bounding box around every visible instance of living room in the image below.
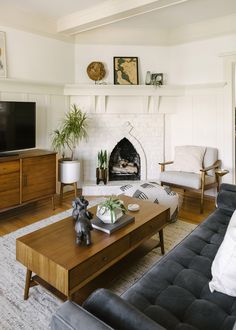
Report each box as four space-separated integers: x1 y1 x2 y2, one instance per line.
1 0 236 329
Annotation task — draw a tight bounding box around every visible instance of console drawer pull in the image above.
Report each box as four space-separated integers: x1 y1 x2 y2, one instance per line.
102 256 108 261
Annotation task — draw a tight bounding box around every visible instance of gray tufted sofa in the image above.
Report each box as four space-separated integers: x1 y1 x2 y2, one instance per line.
51 184 236 330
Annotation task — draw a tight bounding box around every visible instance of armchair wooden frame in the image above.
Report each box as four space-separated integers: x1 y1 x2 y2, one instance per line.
159 160 221 213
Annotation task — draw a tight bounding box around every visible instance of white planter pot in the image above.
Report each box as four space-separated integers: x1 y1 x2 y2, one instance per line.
96 205 123 224
59 159 80 184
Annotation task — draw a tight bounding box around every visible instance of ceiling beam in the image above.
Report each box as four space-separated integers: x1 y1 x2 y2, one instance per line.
57 0 190 35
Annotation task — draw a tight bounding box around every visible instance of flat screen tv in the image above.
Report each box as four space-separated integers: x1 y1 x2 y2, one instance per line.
0 101 36 153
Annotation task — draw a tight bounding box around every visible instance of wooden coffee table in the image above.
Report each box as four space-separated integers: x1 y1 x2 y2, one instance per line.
16 195 169 300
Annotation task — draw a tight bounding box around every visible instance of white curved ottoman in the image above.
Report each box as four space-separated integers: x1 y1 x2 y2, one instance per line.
119 181 179 222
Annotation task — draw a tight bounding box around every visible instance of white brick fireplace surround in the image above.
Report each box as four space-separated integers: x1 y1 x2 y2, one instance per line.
65 84 183 192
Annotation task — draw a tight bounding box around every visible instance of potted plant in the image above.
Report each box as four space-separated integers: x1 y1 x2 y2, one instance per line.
96 150 108 185
51 104 88 185
96 196 126 223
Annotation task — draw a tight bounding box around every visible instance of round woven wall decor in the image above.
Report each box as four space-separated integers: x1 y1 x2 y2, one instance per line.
87 62 106 81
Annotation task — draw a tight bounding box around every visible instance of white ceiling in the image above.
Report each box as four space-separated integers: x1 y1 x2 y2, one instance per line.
1 0 236 44
0 0 105 18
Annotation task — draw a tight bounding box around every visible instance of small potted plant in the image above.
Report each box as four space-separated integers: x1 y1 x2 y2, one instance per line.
96 150 108 185
96 196 126 223
51 104 88 184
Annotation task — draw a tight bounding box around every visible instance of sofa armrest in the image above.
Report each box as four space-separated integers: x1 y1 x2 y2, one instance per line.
216 183 236 214
83 288 166 330
51 300 113 330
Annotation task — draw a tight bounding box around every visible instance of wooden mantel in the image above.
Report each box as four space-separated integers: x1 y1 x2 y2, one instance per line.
64 84 185 97
63 83 226 113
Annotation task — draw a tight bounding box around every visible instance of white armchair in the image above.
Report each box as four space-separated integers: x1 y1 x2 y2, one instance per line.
159 146 221 213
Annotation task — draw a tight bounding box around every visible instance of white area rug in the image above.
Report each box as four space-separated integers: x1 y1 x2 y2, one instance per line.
0 199 196 330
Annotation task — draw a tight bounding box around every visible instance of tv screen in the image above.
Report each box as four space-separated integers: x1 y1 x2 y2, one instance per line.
0 101 36 153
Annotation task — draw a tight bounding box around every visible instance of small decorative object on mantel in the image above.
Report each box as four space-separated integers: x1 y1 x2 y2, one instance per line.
87 61 106 84
145 71 151 85
0 31 7 78
96 149 108 185
96 196 127 224
151 73 163 86
72 196 93 246
114 57 139 85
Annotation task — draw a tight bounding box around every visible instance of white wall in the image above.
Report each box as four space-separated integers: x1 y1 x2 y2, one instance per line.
75 35 236 85
1 26 75 83
74 36 236 188
0 26 76 148
167 36 236 184
169 35 236 85
75 44 170 84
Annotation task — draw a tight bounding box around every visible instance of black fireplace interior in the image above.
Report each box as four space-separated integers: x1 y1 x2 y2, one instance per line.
109 138 140 181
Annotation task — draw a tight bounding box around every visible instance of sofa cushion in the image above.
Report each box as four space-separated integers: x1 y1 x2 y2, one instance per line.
216 183 236 215
120 181 179 221
209 210 236 296
122 209 236 330
159 171 215 189
171 146 206 174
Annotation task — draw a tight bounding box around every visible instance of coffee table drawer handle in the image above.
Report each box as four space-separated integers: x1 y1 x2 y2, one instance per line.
102 256 108 262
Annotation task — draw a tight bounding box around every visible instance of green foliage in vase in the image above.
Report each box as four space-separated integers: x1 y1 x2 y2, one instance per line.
99 196 126 223
51 104 88 160
97 150 107 169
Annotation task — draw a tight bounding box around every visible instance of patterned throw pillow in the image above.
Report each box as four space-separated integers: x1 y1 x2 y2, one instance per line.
120 181 179 222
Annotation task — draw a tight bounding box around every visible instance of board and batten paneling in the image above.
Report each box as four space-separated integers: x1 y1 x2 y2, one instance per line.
0 81 69 151
166 86 231 184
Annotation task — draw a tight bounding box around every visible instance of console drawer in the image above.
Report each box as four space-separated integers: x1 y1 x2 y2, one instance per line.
69 236 130 290
0 160 19 174
130 211 168 247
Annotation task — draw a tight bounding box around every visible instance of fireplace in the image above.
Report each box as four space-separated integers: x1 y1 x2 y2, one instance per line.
109 137 141 181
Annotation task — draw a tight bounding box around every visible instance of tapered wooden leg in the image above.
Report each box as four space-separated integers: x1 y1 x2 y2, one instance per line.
216 174 220 192
159 229 165 255
200 187 204 214
51 195 55 210
60 183 64 204
24 269 32 300
74 182 77 198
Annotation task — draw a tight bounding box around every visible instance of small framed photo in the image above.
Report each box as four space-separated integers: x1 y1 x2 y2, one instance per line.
114 57 139 85
0 32 7 78
151 73 163 86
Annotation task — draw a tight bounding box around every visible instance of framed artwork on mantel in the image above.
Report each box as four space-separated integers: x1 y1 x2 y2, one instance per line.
0 32 7 78
114 57 139 85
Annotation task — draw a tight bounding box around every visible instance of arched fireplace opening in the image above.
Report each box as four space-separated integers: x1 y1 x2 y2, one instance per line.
109 137 141 181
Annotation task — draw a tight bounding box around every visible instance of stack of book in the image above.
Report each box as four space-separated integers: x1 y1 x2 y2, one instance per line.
91 214 135 234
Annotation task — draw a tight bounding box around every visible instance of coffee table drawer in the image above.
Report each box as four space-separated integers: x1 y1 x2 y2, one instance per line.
130 212 168 247
69 236 130 290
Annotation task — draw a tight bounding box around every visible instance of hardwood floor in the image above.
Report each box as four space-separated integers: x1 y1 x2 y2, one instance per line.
177 189 215 224
0 189 216 236
0 189 216 304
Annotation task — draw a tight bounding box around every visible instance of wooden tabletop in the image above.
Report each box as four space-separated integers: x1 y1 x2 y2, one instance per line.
16 195 169 271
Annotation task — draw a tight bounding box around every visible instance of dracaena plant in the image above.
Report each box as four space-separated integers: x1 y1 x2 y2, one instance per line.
99 196 126 223
51 104 88 160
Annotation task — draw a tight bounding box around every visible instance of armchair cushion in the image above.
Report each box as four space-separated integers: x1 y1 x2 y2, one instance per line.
159 171 215 190
172 146 206 174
